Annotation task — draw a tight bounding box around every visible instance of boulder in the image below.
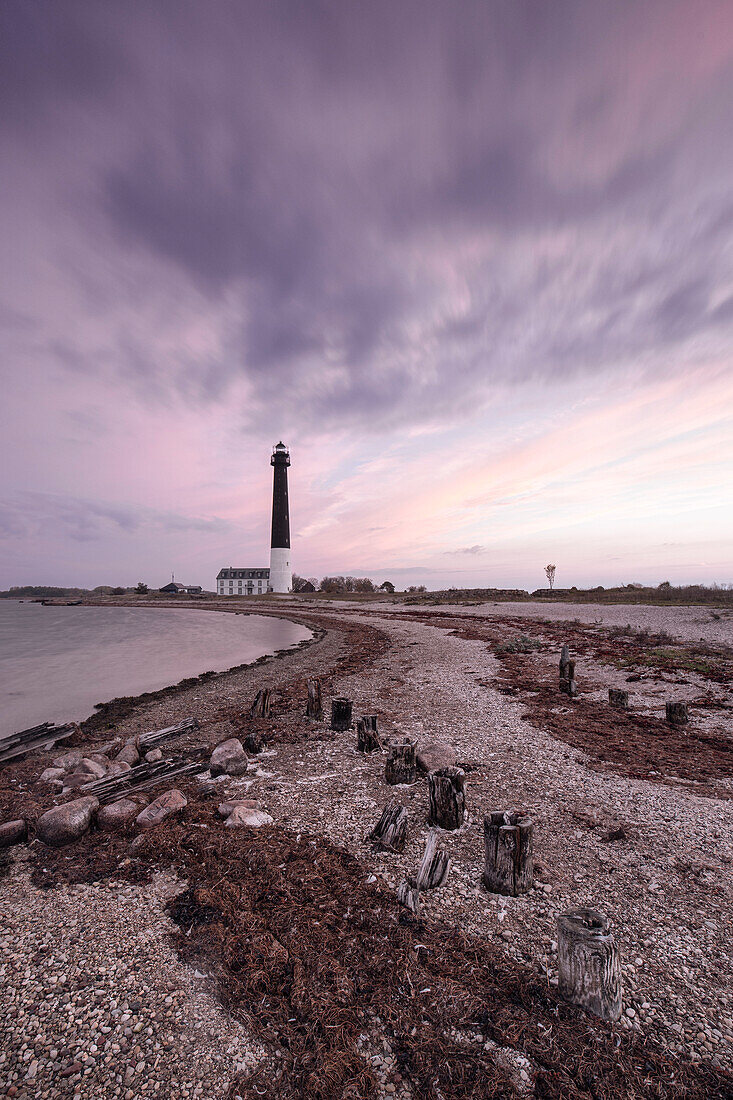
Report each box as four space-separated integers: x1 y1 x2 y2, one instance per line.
0 819 27 848
36 796 99 847
105 761 132 778
135 789 187 830
226 804 273 829
145 748 163 763
53 750 83 771
209 738 248 777
85 753 110 768
80 758 107 779
416 740 458 774
39 767 66 784
115 743 140 767
218 798 258 817
97 798 140 831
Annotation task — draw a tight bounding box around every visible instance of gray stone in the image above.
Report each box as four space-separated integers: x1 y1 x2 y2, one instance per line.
145 748 163 763
225 805 273 828
209 738 248 777
115 743 140 767
53 750 83 771
0 819 27 848
36 796 99 847
135 789 187 830
97 799 140 831
416 740 457 773
80 758 107 779
39 767 66 784
105 761 132 778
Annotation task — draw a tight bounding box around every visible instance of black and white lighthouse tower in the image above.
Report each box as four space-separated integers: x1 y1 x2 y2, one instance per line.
269 442 292 593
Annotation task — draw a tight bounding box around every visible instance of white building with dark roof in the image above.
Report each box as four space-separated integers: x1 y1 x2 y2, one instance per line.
216 567 270 596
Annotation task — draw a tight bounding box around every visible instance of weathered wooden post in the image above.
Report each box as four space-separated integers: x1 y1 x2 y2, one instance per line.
559 645 570 679
306 679 323 720
370 801 408 852
385 738 417 785
243 730 264 754
330 696 353 731
416 830 450 889
250 689 271 718
427 767 465 830
557 908 622 1022
608 688 629 709
483 811 534 896
357 715 381 753
666 701 689 727
559 660 577 697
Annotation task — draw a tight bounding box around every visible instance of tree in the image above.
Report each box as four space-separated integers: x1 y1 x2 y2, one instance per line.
111 587 126 596
379 581 395 593
135 582 149 594
545 564 556 590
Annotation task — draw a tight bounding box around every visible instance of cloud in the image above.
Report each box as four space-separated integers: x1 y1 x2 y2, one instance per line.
444 545 488 555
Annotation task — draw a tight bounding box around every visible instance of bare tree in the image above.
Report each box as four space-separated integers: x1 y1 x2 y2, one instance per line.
545 564 556 591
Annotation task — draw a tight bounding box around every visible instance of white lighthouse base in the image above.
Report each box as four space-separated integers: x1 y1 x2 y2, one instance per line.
268 547 292 593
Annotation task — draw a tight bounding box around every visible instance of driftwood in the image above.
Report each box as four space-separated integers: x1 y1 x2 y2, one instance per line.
250 689 272 719
385 738 417 785
137 717 199 749
416 830 450 889
483 811 534 896
557 908 622 1022
427 767 466 830
331 697 353 732
80 757 209 804
370 802 408 852
608 688 629 709
357 715 381 753
0 722 75 765
666 701 689 727
306 679 323 720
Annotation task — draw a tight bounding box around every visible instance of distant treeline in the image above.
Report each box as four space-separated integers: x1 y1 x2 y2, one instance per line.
416 582 733 606
0 585 131 598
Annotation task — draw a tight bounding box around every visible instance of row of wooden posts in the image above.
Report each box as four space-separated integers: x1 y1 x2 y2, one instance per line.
290 678 622 1022
561 645 690 726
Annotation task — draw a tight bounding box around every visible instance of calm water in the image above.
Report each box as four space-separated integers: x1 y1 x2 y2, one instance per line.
0 601 311 737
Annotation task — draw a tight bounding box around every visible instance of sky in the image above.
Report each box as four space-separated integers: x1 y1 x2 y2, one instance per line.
1 0 732 592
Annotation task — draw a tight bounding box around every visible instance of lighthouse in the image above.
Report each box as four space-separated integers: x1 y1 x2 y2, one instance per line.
269 442 292 593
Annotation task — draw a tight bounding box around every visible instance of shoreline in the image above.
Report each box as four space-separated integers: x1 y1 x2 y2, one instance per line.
1 599 731 1098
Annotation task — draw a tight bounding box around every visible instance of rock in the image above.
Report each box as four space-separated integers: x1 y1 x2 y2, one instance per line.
135 789 187 830
86 753 111 767
105 761 132 778
416 740 457 773
80 758 107 779
115 743 140 767
36 796 99 847
218 799 258 817
39 767 66 784
53 750 83 771
209 738 248 777
62 769 103 790
225 804 273 828
0 819 27 848
145 748 163 763
97 799 140 831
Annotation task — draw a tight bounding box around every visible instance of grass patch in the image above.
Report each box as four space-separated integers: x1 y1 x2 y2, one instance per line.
495 634 542 656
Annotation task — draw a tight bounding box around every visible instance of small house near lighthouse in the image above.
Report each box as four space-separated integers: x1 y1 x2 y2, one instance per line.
215 442 293 596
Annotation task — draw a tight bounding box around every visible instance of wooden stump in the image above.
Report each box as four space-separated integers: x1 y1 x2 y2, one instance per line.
559 659 577 697
666 701 689 727
483 811 534 896
330 697 353 731
250 689 271 719
306 679 323 720
559 644 571 679
243 730 264 754
396 879 421 915
370 801 408 852
427 767 466 830
608 688 629 709
557 908 622 1022
357 715 381 753
385 738 417 785
415 830 450 889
